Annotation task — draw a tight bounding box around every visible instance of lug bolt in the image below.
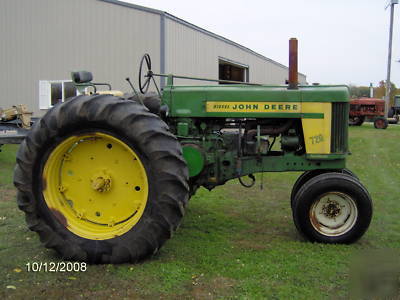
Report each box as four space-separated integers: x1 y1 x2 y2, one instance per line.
58 185 67 193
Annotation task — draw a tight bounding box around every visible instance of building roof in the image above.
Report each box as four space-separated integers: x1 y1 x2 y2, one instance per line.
99 0 306 77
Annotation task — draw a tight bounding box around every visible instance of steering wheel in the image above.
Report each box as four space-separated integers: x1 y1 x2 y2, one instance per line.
139 54 152 94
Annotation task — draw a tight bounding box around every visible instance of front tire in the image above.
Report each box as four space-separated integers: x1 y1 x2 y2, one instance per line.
290 168 358 209
388 107 395 118
374 117 388 129
14 95 189 263
292 173 372 244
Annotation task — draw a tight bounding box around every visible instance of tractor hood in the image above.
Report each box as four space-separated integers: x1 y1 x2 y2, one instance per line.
163 85 349 118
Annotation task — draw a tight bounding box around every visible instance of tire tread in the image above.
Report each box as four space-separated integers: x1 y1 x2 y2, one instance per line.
14 95 189 263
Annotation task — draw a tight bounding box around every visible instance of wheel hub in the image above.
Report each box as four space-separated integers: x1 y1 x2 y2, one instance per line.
91 171 112 193
321 199 343 219
309 192 358 236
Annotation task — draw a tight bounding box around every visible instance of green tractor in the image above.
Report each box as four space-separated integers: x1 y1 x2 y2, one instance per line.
14 39 372 263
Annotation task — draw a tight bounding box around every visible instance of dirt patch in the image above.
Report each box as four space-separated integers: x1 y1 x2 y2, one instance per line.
234 239 268 250
1 273 147 300
189 276 237 299
3 275 237 300
232 218 302 250
0 188 16 202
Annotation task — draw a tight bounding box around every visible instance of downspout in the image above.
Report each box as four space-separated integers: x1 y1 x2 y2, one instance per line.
160 13 166 88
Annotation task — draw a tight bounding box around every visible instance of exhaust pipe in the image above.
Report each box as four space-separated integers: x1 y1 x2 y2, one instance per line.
288 38 298 89
369 83 374 98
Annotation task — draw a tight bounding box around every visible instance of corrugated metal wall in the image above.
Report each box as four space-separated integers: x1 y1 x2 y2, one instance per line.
165 17 307 86
0 0 306 117
0 0 160 116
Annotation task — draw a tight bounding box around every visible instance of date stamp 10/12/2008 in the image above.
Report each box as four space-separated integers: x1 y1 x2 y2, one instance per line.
26 262 87 272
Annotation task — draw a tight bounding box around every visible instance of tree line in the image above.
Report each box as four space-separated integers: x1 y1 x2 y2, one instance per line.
348 81 399 106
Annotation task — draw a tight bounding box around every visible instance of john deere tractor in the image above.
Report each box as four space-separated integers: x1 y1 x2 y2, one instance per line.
14 39 372 263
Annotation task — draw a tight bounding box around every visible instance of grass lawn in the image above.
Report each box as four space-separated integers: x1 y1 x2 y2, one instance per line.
1 123 399 299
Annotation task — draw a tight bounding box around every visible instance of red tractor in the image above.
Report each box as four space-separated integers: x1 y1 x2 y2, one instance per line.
349 97 388 129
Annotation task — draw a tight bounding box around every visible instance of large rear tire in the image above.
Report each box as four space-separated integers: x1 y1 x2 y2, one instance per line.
349 116 365 126
14 95 189 263
292 173 372 244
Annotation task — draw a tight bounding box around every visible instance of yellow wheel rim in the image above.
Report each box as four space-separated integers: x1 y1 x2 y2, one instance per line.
42 132 149 240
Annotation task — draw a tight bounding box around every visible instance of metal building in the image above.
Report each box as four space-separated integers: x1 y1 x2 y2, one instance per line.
0 0 307 117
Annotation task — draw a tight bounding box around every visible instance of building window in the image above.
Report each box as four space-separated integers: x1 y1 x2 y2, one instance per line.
218 58 249 84
39 80 77 109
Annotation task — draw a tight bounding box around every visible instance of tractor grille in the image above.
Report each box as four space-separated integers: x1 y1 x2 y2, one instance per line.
331 102 349 153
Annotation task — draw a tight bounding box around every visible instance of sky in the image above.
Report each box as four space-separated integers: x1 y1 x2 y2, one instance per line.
123 0 400 87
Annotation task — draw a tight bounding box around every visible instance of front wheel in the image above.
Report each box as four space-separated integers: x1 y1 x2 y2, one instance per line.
292 173 372 244
374 117 388 129
14 95 189 263
290 168 358 209
388 107 395 118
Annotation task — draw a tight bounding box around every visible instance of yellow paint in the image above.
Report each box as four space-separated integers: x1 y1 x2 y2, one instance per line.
42 132 148 240
301 103 332 154
206 102 301 113
206 100 332 154
96 90 124 97
85 90 124 97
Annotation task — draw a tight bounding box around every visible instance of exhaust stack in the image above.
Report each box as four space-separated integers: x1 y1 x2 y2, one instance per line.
288 38 298 89
369 83 374 98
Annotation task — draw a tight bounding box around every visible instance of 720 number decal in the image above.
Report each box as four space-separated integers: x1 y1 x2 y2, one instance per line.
309 134 324 144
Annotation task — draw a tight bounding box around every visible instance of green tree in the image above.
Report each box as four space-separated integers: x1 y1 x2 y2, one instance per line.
373 81 398 106
348 85 370 98
373 80 385 99
349 81 399 106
